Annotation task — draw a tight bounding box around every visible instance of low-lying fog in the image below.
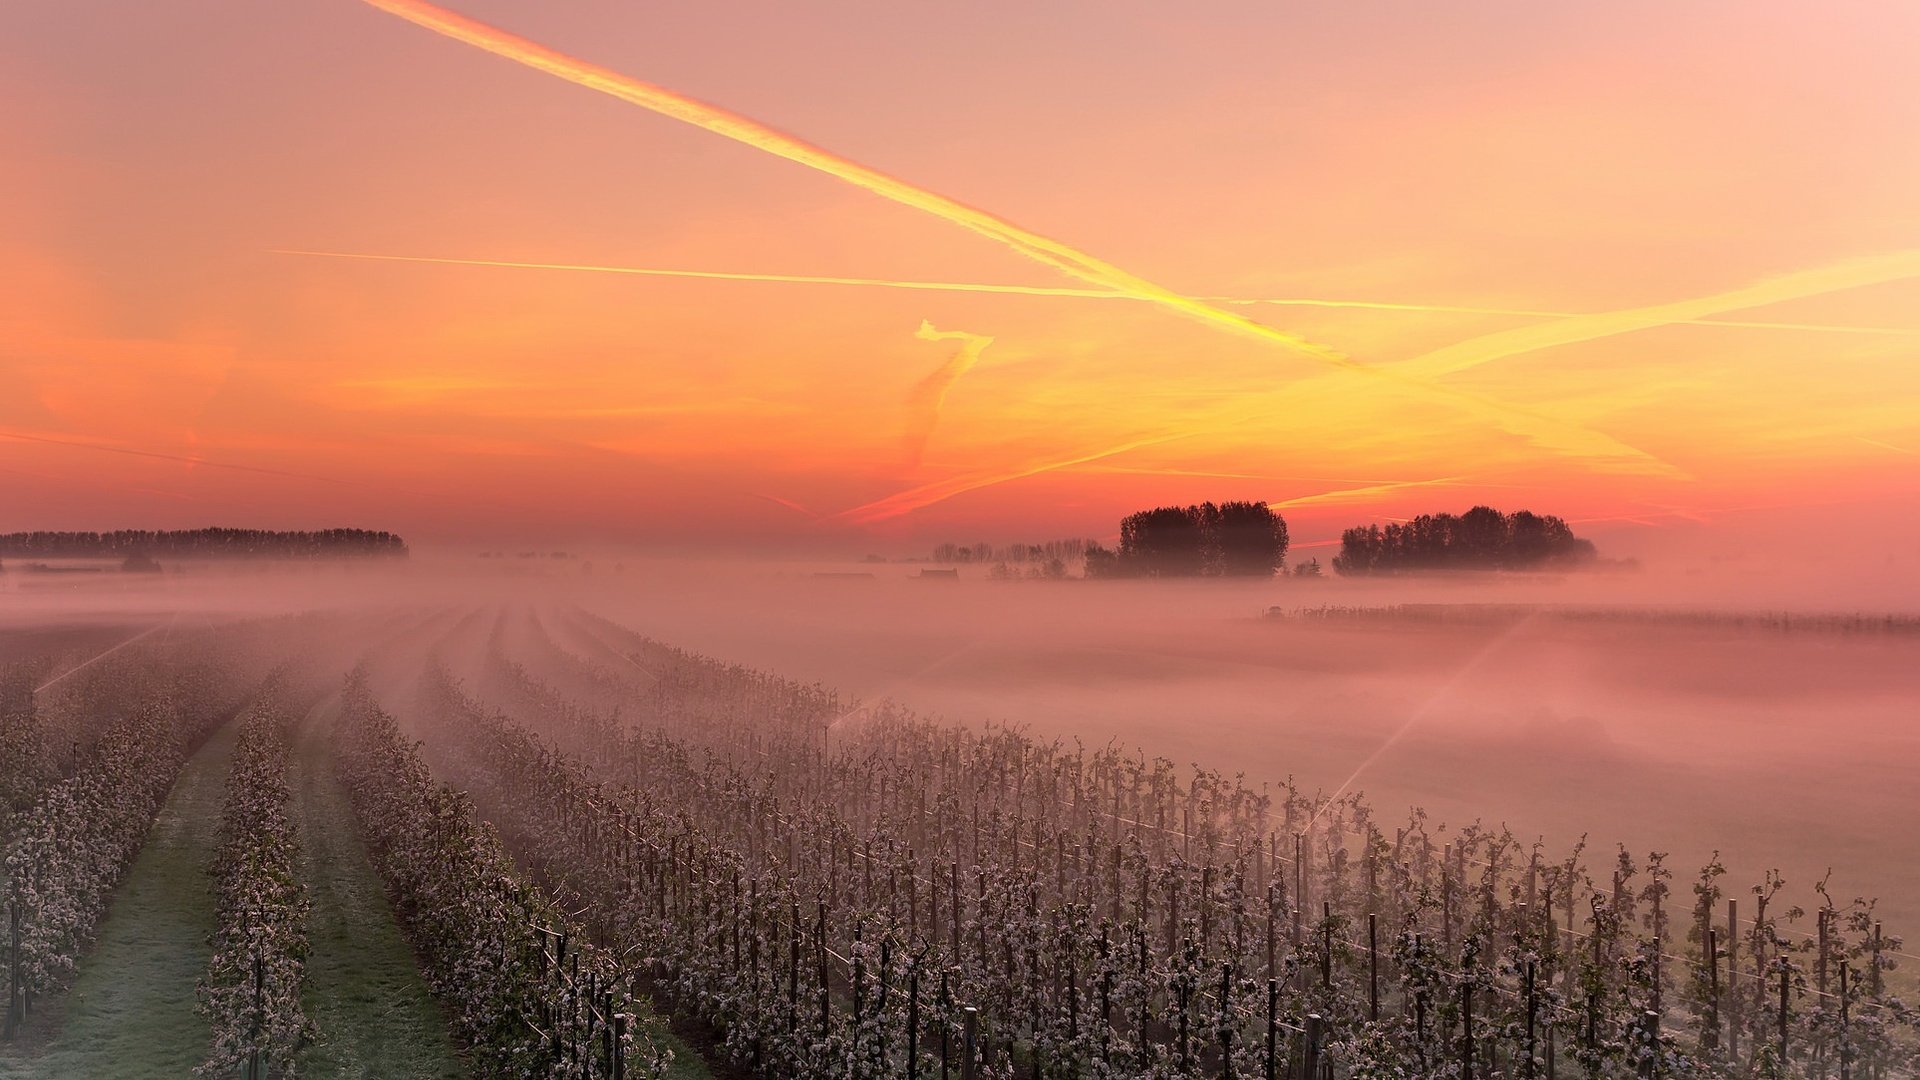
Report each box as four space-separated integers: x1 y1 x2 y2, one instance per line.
6 554 1917 933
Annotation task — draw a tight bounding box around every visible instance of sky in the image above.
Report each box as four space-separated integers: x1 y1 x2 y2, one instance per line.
3 0 1918 556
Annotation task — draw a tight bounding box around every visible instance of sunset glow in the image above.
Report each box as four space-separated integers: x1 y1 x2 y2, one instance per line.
3 0 1916 559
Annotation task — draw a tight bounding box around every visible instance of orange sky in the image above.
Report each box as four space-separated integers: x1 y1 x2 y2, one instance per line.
3 0 1918 554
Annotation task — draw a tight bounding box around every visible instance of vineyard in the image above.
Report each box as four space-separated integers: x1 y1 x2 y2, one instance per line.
0 606 1913 1078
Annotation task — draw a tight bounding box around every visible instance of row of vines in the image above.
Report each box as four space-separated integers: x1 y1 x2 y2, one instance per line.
385 606 1916 1079
198 694 314 1077
335 672 674 1078
1 635 248 1040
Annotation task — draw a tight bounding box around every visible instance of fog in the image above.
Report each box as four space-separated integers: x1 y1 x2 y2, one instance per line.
6 552 1918 936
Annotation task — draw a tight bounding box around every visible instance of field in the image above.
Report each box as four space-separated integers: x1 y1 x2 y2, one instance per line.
1 571 1915 1078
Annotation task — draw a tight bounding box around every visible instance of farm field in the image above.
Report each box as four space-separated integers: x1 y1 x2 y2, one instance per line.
2 577 1914 1077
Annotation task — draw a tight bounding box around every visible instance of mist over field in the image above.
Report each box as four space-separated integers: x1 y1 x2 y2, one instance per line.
8 0 1920 1073
7 553 1915 936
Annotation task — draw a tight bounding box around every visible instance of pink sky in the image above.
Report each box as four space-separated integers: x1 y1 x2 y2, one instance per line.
2 0 1917 556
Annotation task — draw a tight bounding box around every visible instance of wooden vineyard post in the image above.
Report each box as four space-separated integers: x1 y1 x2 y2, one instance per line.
1200 865 1214 955
1321 904 1332 988
1413 942 1428 1067
1264 978 1277 1080
1266 884 1277 981
1067 949 1079 1047
6 900 20 1042
1368 912 1379 1023
250 951 265 1080
1870 921 1883 995
1584 992 1599 1080
1218 963 1233 1080
879 937 892 1075
1705 928 1720 1057
1777 965 1789 1066
1294 833 1306 945
1176 957 1191 1071
1819 909 1830 1075
1137 927 1151 1069
1169 876 1181 956
613 1013 626 1080
951 861 961 957
962 1005 979 1080
1637 1010 1658 1079
1726 899 1739 1062
1461 980 1474 1080
818 902 830 1040
908 962 920 1080
1524 960 1538 1078
1305 1012 1324 1080
939 972 951 1080
1101 956 1114 1067
1839 963 1852 1080
852 925 866 1050
788 901 801 1036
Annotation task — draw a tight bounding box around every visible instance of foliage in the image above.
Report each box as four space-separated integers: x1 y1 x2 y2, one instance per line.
1108 501 1289 578
198 700 314 1075
378 609 1920 1078
0 528 408 560
334 672 671 1078
1331 506 1595 575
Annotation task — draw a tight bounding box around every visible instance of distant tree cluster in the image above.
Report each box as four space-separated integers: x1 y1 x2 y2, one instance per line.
1330 506 1594 575
1084 501 1289 578
930 539 1088 565
0 528 408 560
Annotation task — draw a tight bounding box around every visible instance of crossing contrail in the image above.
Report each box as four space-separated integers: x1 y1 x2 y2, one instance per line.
834 248 1920 519
355 0 1672 474
831 433 1197 525
1387 249 1920 380
0 429 353 485
906 321 994 467
276 249 1920 337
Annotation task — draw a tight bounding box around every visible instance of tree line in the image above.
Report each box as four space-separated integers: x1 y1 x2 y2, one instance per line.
1330 506 1594 575
1085 501 1289 578
1073 502 1595 579
0 528 409 560
930 538 1089 565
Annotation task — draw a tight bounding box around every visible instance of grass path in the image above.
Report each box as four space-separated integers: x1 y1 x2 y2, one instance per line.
0 718 239 1079
289 695 467 1079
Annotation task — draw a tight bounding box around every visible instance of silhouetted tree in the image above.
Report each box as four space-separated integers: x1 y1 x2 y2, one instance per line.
1082 543 1124 579
1119 505 1209 577
1108 500 1290 578
0 528 407 559
1331 506 1596 574
1213 500 1290 576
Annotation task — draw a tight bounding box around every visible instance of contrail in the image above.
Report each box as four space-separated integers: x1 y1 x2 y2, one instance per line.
0 429 354 485
356 0 1670 473
1388 249 1920 381
753 493 818 518
277 249 1116 300
0 427 523 509
1271 476 1473 509
1855 435 1918 456
831 433 1197 525
836 248 1920 519
279 249 1920 336
906 321 993 467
